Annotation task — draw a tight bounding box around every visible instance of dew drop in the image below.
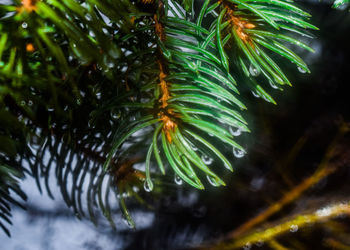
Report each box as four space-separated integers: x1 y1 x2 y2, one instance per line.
229 126 242 136
144 181 152 192
107 62 115 68
233 148 245 158
290 224 299 233
0 61 4 67
22 22 28 29
174 175 183 185
251 91 260 98
73 43 77 48
249 64 260 77
122 218 134 228
255 240 264 247
269 80 279 90
76 99 82 105
243 242 252 250
47 107 54 112
297 66 307 74
111 109 121 120
28 100 33 106
20 100 26 106
206 175 220 187
190 143 198 151
201 154 213 165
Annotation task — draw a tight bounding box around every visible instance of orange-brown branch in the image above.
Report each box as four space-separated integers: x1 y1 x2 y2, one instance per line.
222 3 256 44
17 0 37 13
154 15 177 142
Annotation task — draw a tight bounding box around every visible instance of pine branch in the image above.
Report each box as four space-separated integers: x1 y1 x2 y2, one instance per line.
0 0 326 235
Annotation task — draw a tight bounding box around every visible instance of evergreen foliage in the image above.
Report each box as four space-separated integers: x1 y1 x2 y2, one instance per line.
0 0 348 235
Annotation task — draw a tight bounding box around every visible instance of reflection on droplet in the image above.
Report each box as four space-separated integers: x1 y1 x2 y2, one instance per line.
297 66 307 73
111 109 121 120
28 100 33 106
174 175 183 185
243 242 252 250
290 224 299 233
233 148 245 158
122 218 134 229
190 142 198 151
22 22 28 29
107 62 114 68
269 80 279 89
206 175 220 187
144 181 152 192
249 64 260 77
229 126 242 136
255 240 264 247
201 154 213 165
251 91 260 98
20 101 26 106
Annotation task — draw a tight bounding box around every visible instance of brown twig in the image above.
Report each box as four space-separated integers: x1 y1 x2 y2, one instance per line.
227 123 349 239
215 201 350 250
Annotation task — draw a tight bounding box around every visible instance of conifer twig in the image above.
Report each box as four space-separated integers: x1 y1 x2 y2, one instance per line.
213 201 350 249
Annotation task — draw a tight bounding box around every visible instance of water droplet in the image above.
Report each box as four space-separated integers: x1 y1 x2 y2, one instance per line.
243 242 252 250
290 224 299 233
73 43 77 48
144 181 152 192
190 142 198 151
21 22 28 29
47 107 54 112
255 240 264 247
132 186 139 193
208 133 214 137
249 64 260 77
76 99 82 105
269 80 279 89
0 61 4 67
28 100 33 106
20 100 26 106
297 66 306 73
206 175 220 187
174 175 183 185
229 126 242 136
122 218 134 228
251 91 260 98
111 109 121 120
68 56 73 61
107 62 114 68
201 154 213 165
233 148 245 158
